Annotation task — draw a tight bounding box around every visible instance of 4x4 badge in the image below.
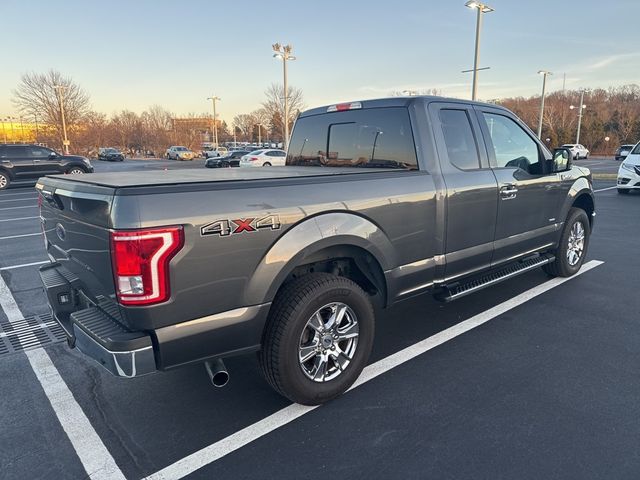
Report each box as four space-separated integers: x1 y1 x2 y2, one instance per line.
201 214 281 237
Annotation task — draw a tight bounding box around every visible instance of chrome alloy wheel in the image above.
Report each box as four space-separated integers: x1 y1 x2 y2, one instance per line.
0 173 7 189
68 168 84 175
566 220 585 266
298 302 359 382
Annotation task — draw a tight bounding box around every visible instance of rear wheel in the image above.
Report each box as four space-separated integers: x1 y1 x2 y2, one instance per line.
543 207 590 277
263 162 272 167
0 171 9 190
259 273 375 405
67 167 85 175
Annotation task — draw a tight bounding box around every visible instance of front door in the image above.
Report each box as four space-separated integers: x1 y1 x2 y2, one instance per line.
28 146 61 176
474 107 561 266
429 102 498 281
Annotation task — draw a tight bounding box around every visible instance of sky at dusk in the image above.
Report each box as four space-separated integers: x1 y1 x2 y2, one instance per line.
2 0 639 124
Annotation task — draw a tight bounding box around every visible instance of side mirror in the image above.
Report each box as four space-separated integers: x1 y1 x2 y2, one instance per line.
49 152 57 159
552 148 571 172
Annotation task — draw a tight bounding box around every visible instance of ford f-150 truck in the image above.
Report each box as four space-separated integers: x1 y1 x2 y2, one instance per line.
37 96 594 405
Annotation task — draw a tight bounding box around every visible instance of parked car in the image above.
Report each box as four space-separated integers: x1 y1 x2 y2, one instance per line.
561 144 589 160
239 149 287 167
166 146 195 161
205 150 251 168
203 146 228 158
37 96 594 405
617 142 640 194
0 144 93 190
97 148 125 162
614 144 636 161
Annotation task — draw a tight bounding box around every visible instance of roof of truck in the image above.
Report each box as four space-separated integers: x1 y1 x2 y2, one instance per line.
299 95 506 118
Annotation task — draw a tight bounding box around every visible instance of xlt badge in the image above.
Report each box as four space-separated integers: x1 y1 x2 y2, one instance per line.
201 215 281 237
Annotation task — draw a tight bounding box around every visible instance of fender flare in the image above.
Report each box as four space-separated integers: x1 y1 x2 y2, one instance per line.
559 178 595 224
243 212 396 306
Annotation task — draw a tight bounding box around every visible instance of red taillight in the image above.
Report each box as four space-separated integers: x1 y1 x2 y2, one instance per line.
250 156 259 161
110 226 184 306
327 101 362 112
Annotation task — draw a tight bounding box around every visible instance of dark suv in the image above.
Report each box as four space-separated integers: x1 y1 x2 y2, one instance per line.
0 144 93 190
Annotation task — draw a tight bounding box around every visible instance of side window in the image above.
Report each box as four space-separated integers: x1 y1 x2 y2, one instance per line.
483 113 542 174
28 147 50 157
439 109 481 170
5 146 26 159
287 107 418 170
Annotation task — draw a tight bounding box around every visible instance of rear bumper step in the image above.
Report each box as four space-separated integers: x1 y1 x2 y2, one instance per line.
39 263 156 377
435 254 555 303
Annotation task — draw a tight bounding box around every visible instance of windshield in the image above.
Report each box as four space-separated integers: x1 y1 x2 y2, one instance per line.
632 144 640 154
175 146 187 151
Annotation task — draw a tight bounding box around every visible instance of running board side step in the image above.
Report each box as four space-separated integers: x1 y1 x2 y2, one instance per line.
434 254 555 303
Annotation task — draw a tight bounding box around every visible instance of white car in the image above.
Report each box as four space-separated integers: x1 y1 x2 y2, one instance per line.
166 146 195 161
239 149 287 167
617 142 640 194
561 144 589 160
203 146 228 158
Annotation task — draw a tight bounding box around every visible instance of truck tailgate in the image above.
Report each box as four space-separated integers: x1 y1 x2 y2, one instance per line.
37 177 116 304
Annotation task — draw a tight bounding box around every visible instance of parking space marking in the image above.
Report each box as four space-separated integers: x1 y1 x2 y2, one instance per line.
0 232 40 240
0 273 126 480
0 205 38 211
594 186 618 192
0 191 37 198
0 260 48 271
0 197 37 203
146 259 604 480
0 216 39 223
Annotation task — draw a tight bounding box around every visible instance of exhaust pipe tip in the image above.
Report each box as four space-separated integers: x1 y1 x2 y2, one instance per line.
205 358 229 388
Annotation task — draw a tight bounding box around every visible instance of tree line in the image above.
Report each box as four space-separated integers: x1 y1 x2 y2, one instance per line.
9 70 305 156
496 85 640 154
8 70 640 156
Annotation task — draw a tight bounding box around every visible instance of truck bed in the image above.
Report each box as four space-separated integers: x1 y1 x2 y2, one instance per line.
44 166 394 189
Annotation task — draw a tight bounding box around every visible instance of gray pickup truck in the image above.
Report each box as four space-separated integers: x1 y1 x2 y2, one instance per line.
37 96 594 405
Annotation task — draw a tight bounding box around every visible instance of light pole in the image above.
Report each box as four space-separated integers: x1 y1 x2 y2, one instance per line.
1 119 6 143
464 1 494 101
54 85 70 154
207 96 221 147
272 43 296 150
537 70 552 139
256 123 264 145
570 89 588 144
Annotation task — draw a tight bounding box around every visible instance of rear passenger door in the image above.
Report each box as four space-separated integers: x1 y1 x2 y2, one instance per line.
429 102 498 280
28 146 61 175
474 106 560 266
3 146 37 179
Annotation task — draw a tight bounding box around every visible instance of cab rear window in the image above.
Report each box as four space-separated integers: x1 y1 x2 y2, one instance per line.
287 107 418 170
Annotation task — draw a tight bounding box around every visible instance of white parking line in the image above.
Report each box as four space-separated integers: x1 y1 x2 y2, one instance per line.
0 272 125 480
0 232 40 240
594 186 618 192
0 197 37 203
0 205 38 211
0 260 48 271
146 259 604 480
0 191 37 198
0 216 39 223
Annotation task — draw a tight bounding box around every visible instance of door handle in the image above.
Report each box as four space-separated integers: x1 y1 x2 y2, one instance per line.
500 185 518 200
33 160 41 163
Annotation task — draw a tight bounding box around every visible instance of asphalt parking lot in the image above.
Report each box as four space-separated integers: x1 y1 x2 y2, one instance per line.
1 157 638 480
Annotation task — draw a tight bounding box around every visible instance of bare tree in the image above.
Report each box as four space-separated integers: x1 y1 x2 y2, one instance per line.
12 70 90 150
261 83 305 141
233 113 257 141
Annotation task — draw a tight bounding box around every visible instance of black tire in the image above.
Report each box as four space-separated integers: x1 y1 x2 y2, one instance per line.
618 188 629 194
543 207 590 277
263 162 272 167
67 166 86 175
259 273 375 405
0 171 10 190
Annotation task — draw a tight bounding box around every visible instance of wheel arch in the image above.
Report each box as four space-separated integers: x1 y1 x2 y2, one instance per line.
243 212 395 308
